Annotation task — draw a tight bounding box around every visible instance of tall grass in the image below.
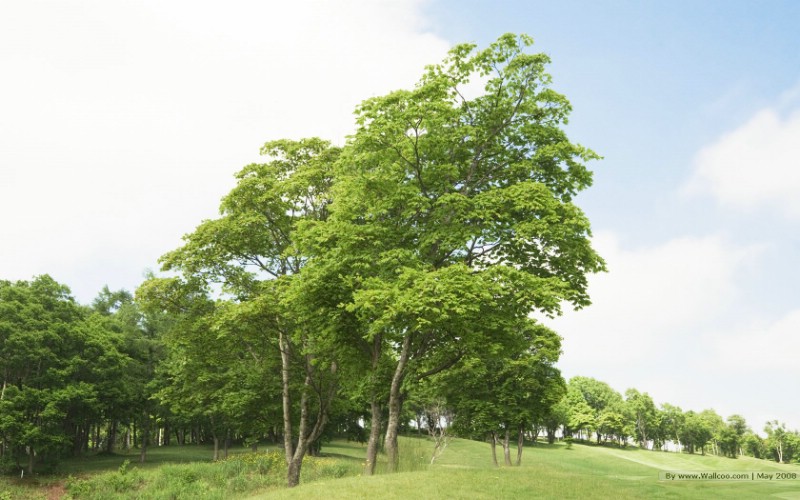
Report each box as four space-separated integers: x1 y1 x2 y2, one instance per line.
60 450 364 500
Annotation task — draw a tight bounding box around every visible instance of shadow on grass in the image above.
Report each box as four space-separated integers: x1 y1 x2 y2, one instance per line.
53 443 282 476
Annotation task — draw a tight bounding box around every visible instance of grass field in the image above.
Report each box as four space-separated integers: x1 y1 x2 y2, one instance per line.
263 439 800 500
3 437 800 499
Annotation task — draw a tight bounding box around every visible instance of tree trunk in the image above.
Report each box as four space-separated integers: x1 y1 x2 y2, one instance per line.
364 398 381 476
281 334 336 488
516 425 524 466
287 459 302 487
490 432 499 467
286 381 312 488
364 335 383 476
139 415 149 463
279 331 295 466
384 333 412 473
213 436 220 461
107 421 117 453
502 429 512 466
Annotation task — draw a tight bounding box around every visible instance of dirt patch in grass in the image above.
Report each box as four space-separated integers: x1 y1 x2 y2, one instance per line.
45 482 66 500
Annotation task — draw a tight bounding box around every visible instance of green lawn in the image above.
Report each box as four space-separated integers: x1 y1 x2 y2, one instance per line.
4 438 800 499
260 439 800 500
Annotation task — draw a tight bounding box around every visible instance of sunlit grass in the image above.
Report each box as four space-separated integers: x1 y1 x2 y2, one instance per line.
261 439 800 500
4 438 800 499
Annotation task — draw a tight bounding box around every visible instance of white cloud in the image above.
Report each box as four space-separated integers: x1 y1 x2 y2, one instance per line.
707 309 800 373
551 232 759 373
684 106 800 217
0 0 450 302
697 309 800 433
547 232 778 421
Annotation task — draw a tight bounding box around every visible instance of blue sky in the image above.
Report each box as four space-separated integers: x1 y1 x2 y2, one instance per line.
2 1 799 436
431 1 800 434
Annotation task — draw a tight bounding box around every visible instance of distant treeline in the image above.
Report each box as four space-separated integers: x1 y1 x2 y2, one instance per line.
553 376 798 464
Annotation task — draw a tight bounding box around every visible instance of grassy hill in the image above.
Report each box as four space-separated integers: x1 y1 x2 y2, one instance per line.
264 438 800 500
3 437 800 499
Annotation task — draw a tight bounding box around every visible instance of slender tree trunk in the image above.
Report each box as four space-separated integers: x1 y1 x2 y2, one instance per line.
364 398 381 475
84 422 91 453
107 421 117 453
223 429 230 459
282 338 337 488
139 415 149 463
287 374 312 488
516 425 524 466
502 429 512 466
490 432 499 467
384 333 412 473
163 421 171 446
364 334 383 476
28 446 35 475
213 436 220 461
279 331 295 465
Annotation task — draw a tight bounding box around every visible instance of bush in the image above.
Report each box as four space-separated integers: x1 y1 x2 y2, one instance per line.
0 456 18 476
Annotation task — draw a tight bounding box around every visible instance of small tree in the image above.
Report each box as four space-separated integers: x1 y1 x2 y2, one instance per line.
154 138 342 487
765 420 788 463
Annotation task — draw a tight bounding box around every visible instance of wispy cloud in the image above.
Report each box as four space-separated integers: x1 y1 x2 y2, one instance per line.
684 104 800 218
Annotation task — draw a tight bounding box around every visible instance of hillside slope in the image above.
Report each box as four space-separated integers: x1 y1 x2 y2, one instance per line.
263 438 800 499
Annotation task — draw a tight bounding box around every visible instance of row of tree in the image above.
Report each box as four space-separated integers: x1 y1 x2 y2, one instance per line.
0 278 163 474
550 376 800 464
2 275 798 482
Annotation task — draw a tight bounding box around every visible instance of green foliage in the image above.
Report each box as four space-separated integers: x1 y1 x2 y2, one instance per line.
61 448 364 499
0 277 149 470
298 33 604 471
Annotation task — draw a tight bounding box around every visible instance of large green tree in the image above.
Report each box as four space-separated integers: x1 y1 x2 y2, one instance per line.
304 33 604 471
